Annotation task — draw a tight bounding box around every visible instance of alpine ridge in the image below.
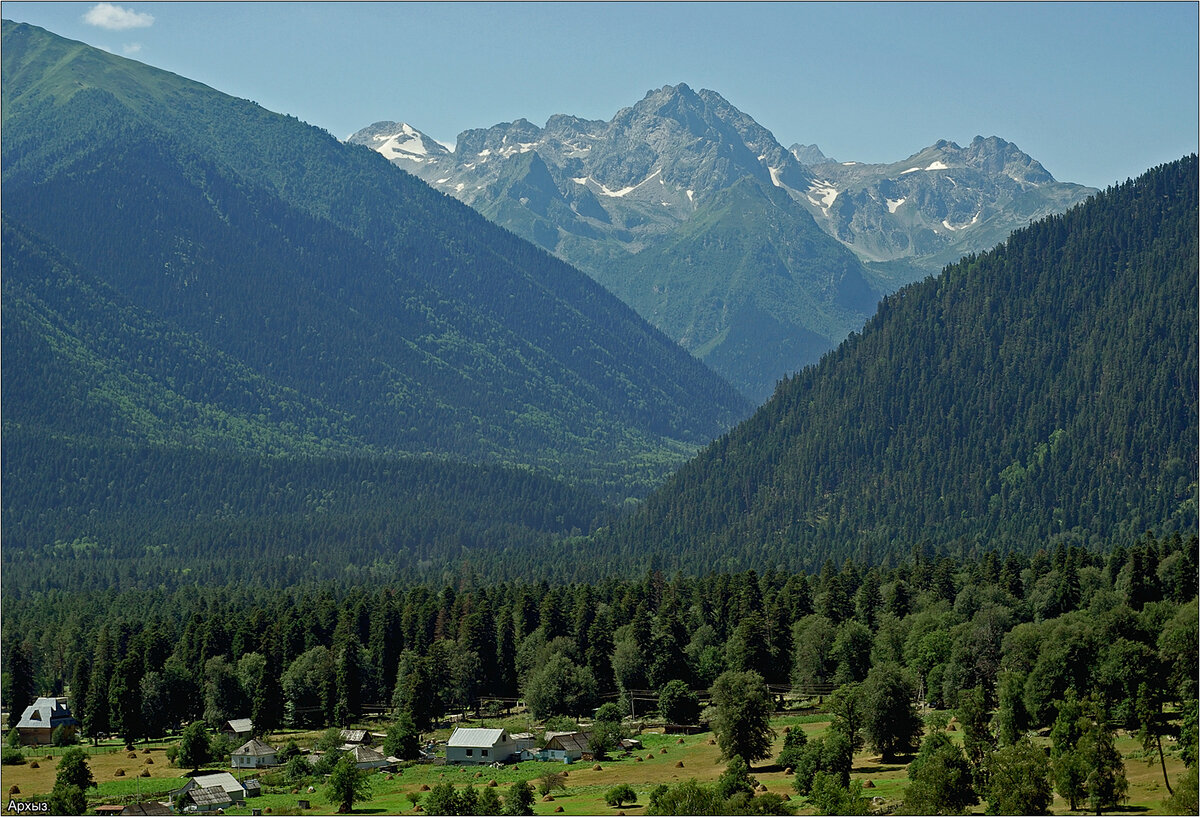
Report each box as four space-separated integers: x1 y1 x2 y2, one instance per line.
352 84 1097 399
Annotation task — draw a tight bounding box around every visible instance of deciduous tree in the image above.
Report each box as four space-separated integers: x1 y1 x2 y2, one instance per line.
325 753 373 814
709 670 775 763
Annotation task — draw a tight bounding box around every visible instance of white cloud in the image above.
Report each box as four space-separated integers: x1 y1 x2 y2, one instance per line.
122 43 143 55
83 3 155 30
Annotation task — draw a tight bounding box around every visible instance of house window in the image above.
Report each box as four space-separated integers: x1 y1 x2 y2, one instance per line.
465 749 473 756
482 749 489 757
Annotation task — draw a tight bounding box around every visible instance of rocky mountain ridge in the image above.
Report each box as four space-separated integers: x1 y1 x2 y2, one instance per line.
351 84 1098 399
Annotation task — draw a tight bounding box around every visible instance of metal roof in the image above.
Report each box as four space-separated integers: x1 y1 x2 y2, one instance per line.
188 786 232 807
191 772 244 795
232 739 277 757
447 727 509 747
16 697 76 730
545 731 591 753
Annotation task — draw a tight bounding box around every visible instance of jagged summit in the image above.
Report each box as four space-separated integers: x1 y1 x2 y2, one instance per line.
885 136 1056 185
349 86 1095 399
352 121 452 165
790 143 833 165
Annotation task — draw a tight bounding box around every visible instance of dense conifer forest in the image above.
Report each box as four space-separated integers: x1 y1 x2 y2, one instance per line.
1 20 750 510
3 536 1195 755
600 157 1198 573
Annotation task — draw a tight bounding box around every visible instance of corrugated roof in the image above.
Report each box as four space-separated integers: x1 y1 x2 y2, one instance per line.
447 727 508 747
545 731 592 753
192 772 244 795
188 786 232 807
226 718 253 733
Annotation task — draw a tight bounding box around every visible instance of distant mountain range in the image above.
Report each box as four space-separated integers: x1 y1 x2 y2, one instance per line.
1 21 753 590
351 84 1097 399
788 135 1098 287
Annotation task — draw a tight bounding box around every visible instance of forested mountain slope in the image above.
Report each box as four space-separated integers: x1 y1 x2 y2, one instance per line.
1 21 748 502
595 157 1199 574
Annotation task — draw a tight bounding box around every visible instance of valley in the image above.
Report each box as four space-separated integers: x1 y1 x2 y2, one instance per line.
1 14 1196 817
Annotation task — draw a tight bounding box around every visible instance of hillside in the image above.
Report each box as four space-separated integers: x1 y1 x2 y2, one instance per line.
0 22 749 505
592 157 1199 574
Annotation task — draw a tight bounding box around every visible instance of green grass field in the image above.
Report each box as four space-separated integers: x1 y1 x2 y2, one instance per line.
0 715 1188 815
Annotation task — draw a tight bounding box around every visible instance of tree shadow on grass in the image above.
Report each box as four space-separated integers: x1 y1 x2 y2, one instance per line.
852 762 905 774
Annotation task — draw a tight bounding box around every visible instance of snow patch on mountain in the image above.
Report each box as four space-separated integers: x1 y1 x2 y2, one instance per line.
595 168 662 198
942 213 981 231
807 180 839 212
901 160 951 175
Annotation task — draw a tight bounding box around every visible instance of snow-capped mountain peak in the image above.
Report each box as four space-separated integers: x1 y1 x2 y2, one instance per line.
354 121 451 165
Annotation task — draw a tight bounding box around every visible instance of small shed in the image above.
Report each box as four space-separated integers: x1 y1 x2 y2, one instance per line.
347 744 390 770
15 697 78 746
541 731 591 763
510 732 537 753
232 738 278 769
224 718 254 741
175 772 247 804
339 729 373 746
446 727 518 765
184 785 233 812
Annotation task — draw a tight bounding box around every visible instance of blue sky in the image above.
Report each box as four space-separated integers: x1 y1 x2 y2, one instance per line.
3 1 1196 188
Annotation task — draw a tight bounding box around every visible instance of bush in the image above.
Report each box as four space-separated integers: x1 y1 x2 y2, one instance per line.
502 779 534 816
384 713 421 761
286 754 313 782
605 783 637 808
595 702 624 724
1 748 26 765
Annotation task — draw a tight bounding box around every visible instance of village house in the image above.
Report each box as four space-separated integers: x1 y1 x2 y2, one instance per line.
173 772 247 809
445 727 518 765
15 697 78 746
231 738 278 769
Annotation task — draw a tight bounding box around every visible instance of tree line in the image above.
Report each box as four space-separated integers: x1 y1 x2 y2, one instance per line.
4 533 1194 752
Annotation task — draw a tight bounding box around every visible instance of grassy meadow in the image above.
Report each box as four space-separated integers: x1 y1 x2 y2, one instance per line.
1 710 1190 816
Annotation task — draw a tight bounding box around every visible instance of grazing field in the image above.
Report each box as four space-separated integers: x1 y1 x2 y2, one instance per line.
0 715 1188 815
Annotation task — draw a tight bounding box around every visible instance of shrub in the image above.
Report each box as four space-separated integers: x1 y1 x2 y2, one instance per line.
605 783 637 808
1 748 25 765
